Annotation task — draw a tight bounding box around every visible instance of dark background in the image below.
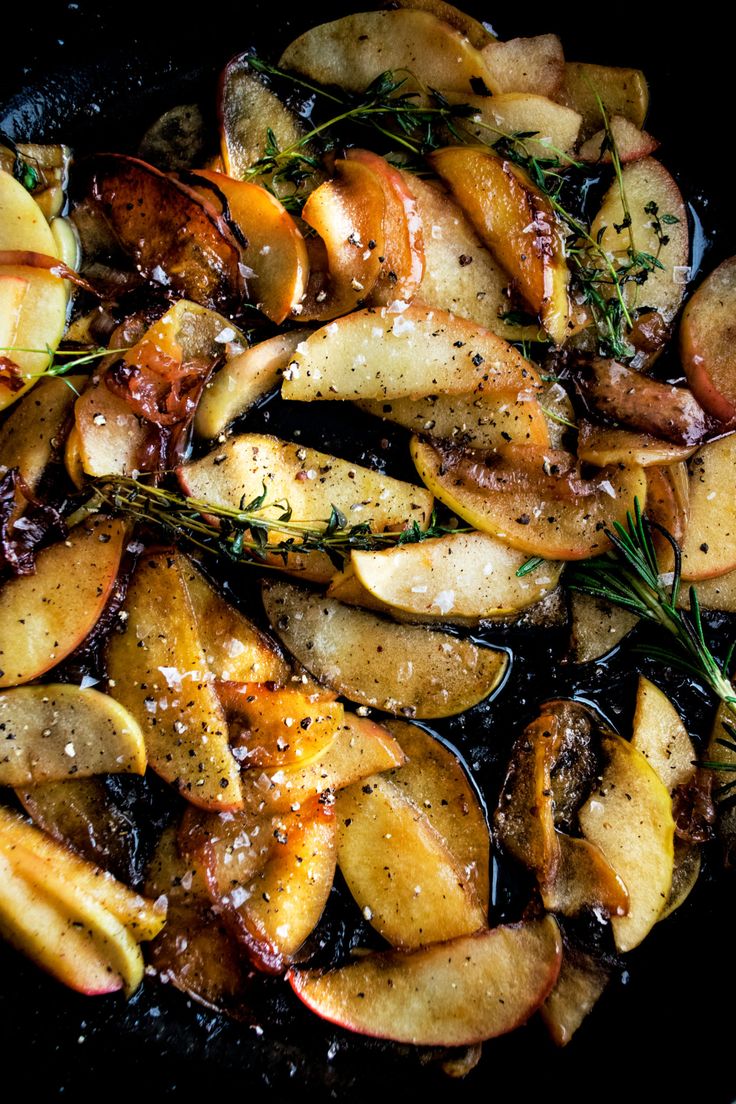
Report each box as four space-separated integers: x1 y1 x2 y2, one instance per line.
1 4 735 1101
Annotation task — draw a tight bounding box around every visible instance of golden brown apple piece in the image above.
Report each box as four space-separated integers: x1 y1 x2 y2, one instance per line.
579 116 659 163
390 0 493 47
0 684 145 786
429 146 570 345
262 579 508 719
412 437 647 560
541 947 611 1046
288 915 562 1045
279 10 490 95
193 170 308 324
0 143 72 220
540 833 628 919
217 682 343 769
576 421 697 467
481 34 565 96
448 92 581 161
0 516 125 689
106 550 243 811
646 463 688 573
568 593 638 664
557 62 649 137
681 435 736 580
680 256 736 424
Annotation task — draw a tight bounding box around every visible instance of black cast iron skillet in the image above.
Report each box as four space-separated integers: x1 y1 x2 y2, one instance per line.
1 4 735 1101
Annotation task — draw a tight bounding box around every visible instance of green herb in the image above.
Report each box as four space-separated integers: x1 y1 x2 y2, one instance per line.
90 476 471 570
0 345 109 395
516 556 545 578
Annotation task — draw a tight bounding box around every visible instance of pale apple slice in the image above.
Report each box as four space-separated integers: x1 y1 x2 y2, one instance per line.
385 720 489 911
193 170 308 324
579 116 659 163
219 682 343 769
569 593 638 663
50 216 80 274
677 569 736 613
106 550 243 811
180 558 290 684
0 170 68 410
262 580 508 719
578 734 675 953
350 532 562 620
429 147 570 345
557 62 649 137
680 256 736 424
0 684 145 786
336 774 485 949
289 915 562 1045
279 10 490 96
631 676 696 792
541 947 611 1046
391 0 493 47
660 841 701 921
239 713 404 816
480 34 565 97
577 421 697 468
590 158 688 326
681 436 736 580
194 330 309 439
74 376 153 478
450 92 581 161
0 804 165 941
179 433 433 583
0 272 28 355
0 516 125 689
0 143 72 221
411 437 647 560
281 303 544 402
707 700 736 867
540 832 629 919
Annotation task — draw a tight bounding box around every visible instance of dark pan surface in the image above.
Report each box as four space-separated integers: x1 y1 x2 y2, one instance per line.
1 5 735 1101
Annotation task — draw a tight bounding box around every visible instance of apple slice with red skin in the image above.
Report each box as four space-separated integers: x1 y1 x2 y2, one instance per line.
680 256 736 424
218 681 342 769
288 915 562 1046
0 516 126 689
681 435 736 580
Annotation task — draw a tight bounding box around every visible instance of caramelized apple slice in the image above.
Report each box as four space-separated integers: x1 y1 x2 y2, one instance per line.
541 947 611 1046
579 116 659 163
579 734 675 953
391 0 493 48
412 437 647 560
262 580 508 719
540 833 629 918
660 842 701 921
680 256 736 423
569 593 638 663
106 550 243 811
218 682 343 769
631 676 696 791
451 92 581 160
481 34 565 96
430 147 570 344
577 421 697 467
557 62 649 137
288 915 562 1045
0 517 125 689
279 10 490 95
0 684 145 786
681 436 736 580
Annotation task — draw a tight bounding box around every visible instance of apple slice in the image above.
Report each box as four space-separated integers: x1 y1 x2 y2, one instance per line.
707 700 736 867
577 421 697 467
0 271 28 355
660 841 701 921
579 116 659 163
385 720 489 911
391 0 493 48
74 376 155 478
678 569 736 614
336 774 485 949
681 436 736 580
180 558 290 684
218 682 343 769
569 593 638 663
279 10 490 96
0 684 145 786
631 677 696 792
578 733 675 953
429 147 570 345
0 516 125 689
450 92 581 161
681 256 736 424
350 532 562 621
262 579 508 719
557 62 649 137
288 915 562 1045
194 330 309 439
106 550 243 811
541 947 611 1046
540 832 629 919
193 170 308 324
590 158 688 326
411 437 647 560
480 34 565 97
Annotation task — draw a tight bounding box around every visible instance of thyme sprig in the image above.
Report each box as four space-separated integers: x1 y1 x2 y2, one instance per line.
92 475 469 570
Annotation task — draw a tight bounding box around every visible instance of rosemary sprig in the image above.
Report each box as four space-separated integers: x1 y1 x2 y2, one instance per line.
91 475 469 570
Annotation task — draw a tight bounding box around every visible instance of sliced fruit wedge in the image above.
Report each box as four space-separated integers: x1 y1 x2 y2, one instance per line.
0 374 82 504
576 421 697 467
0 684 145 786
541 947 611 1046
569 593 638 664
391 0 493 48
450 92 581 160
288 915 562 1046
262 580 508 719
219 681 343 769
680 255 736 423
540 832 629 919
631 676 696 791
480 34 565 96
681 435 736 580
557 62 649 137
0 516 126 689
579 116 659 163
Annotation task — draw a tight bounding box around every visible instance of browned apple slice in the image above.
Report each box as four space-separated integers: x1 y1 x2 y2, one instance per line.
180 558 290 684
631 677 696 791
350 532 562 621
557 62 649 137
194 330 309 439
450 92 581 160
412 437 647 560
288 915 562 1045
391 0 493 47
429 147 570 345
541 947 611 1046
481 34 565 96
569 593 638 663
193 170 308 324
681 436 736 580
385 720 489 911
336 775 485 948
578 734 675 953
262 579 508 719
106 550 243 811
579 116 659 163
680 256 736 424
577 421 697 467
590 158 688 327
0 684 145 786
279 10 490 96
218 682 343 769
0 516 125 689
540 833 629 919
239 713 404 816
678 569 736 613
0 375 82 507
660 842 701 921
707 700 736 867
74 377 154 478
